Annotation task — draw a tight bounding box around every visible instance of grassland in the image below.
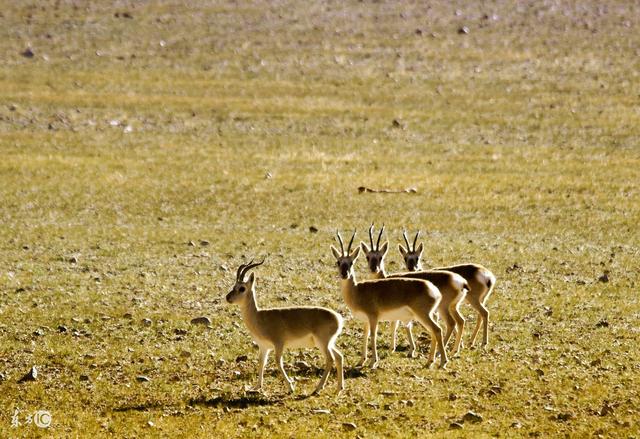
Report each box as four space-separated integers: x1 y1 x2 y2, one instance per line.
0 0 639 437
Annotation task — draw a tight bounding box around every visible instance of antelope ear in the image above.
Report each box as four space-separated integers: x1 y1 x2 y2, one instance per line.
247 272 255 285
398 244 408 256
349 246 360 261
360 241 370 253
330 245 341 260
380 241 389 255
416 242 424 255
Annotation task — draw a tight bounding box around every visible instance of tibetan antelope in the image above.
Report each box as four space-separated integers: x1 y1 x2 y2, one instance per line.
361 225 469 356
226 259 344 395
330 230 447 369
399 230 497 347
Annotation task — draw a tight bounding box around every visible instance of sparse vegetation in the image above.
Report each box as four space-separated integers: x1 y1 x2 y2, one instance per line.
1 0 639 437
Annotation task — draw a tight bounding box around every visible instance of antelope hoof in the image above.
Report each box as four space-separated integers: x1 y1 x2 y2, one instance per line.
439 361 448 370
367 359 379 369
357 359 367 368
408 350 417 359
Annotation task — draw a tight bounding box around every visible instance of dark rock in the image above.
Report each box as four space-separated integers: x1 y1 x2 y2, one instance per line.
21 47 35 58
136 375 150 383
458 26 469 35
236 355 249 363
18 366 38 383
309 226 318 233
450 422 464 429
191 316 212 326
462 411 483 423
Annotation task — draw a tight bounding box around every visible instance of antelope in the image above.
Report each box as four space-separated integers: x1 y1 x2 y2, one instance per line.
226 259 344 395
399 230 497 348
361 225 469 356
330 230 448 369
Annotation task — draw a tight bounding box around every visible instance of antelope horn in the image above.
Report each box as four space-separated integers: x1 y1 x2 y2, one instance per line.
236 261 251 281
347 229 356 254
402 229 411 249
368 224 375 249
240 258 265 280
376 224 385 250
413 230 421 252
336 230 345 255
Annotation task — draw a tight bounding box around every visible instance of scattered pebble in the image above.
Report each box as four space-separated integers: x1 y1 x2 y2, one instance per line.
458 26 469 34
18 366 38 383
309 226 318 233
79 374 90 382
191 316 212 326
21 47 34 58
342 422 357 431
311 409 331 414
450 422 464 429
462 411 483 423
235 355 248 363
136 375 150 383
142 318 152 326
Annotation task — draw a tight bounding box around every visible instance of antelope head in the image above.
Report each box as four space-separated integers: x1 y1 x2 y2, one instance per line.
330 230 360 279
226 259 265 304
398 230 424 271
360 224 389 274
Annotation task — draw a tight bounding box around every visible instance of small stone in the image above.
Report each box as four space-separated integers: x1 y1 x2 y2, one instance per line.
598 401 614 416
0 372 6 382
598 273 609 283
21 47 35 58
462 411 483 423
265 172 273 179
458 26 469 34
141 318 152 326
391 118 405 129
32 328 45 337
448 393 458 401
200 240 210 246
79 374 90 382
342 422 357 431
174 328 188 336
511 421 522 428
309 226 318 233
69 255 78 264
123 313 133 319
180 350 191 358
595 319 609 328
191 316 212 326
136 375 150 383
235 355 248 363
311 408 331 415
294 360 311 371
450 422 464 430
187 240 196 247
555 412 574 422
18 366 38 383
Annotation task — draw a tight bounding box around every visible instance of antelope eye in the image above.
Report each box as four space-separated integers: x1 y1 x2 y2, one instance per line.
239 286 246 293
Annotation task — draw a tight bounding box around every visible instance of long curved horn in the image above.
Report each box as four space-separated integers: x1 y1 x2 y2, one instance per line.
376 224 385 250
336 230 345 255
402 229 411 249
236 261 251 281
240 259 265 280
368 224 375 249
413 230 421 252
347 229 356 254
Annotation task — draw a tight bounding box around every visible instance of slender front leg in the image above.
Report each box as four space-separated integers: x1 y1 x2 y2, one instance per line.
405 322 417 358
358 322 370 367
251 348 270 391
275 345 295 393
368 317 380 369
392 320 400 352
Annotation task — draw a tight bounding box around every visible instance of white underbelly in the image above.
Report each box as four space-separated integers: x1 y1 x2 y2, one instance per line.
379 307 414 323
353 308 414 324
252 334 317 350
284 334 317 349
